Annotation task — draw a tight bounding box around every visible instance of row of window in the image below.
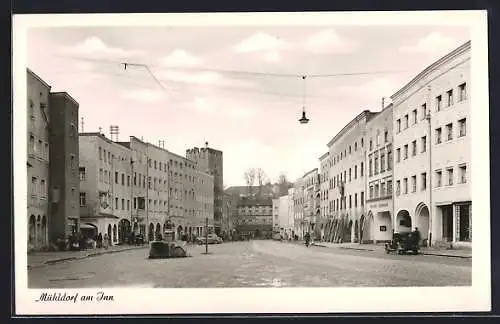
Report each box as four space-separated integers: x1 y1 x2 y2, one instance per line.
327 191 365 212
28 135 49 161
368 147 393 177
394 164 467 195
435 118 467 144
328 162 365 190
396 82 467 134
30 176 47 198
369 180 393 200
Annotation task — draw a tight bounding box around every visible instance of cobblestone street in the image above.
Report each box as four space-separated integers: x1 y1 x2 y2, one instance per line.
28 240 471 288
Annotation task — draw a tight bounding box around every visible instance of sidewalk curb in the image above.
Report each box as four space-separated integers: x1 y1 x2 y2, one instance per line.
27 246 148 270
312 243 471 259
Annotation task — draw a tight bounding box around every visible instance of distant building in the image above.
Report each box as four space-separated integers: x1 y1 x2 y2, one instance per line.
48 92 80 245
235 198 273 239
292 178 305 239
277 195 290 238
186 143 223 235
27 69 51 251
272 198 280 234
319 152 330 238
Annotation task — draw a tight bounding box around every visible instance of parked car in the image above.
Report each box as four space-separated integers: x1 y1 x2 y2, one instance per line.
195 234 223 245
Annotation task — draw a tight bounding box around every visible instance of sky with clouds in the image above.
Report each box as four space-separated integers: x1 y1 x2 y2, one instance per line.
26 23 470 187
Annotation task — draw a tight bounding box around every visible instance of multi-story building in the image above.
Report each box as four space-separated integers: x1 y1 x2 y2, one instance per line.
221 193 234 240
27 69 51 250
277 195 290 239
324 110 374 243
272 198 280 234
391 40 471 247
301 168 320 239
235 198 273 238
48 92 80 244
287 188 296 239
79 133 133 245
194 169 215 236
319 152 330 221
364 104 394 243
186 143 223 235
292 178 305 239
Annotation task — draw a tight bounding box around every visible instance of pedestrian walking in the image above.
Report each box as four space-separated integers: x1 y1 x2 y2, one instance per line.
97 233 103 248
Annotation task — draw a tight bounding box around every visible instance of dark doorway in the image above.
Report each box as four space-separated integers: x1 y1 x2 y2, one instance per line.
441 205 453 242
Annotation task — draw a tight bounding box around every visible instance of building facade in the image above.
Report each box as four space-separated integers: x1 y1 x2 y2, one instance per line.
235 198 273 238
301 168 320 239
364 104 394 243
272 198 280 234
27 69 51 251
287 188 295 239
292 178 305 239
194 169 215 236
79 133 133 245
277 195 290 239
391 41 471 247
324 110 374 243
48 92 80 244
186 144 224 235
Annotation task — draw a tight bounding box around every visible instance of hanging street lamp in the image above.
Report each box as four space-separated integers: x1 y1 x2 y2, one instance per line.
299 75 310 124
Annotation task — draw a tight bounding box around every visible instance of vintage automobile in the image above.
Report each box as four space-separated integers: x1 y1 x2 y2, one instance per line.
385 232 420 255
148 230 188 259
195 234 223 245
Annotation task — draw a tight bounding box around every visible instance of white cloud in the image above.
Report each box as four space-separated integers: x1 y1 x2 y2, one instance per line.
64 36 145 59
160 49 202 67
233 32 292 63
158 70 255 89
304 29 359 54
122 88 165 102
399 32 458 54
337 78 397 100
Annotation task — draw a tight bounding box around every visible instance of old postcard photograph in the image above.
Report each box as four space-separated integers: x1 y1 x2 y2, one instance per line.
13 11 490 315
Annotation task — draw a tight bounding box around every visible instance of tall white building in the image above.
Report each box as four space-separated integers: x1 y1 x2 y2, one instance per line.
391 40 471 247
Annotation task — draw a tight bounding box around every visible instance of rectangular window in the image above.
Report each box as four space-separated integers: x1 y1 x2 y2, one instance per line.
412 109 417 124
412 140 417 156
40 179 46 197
459 83 467 101
127 175 130 186
127 200 130 211
148 176 151 189
374 157 379 175
421 103 427 120
447 123 453 141
122 198 125 210
354 193 358 207
460 164 467 183
403 178 408 194
436 95 442 112
374 184 379 198
387 180 393 195
387 149 392 170
360 162 364 177
436 128 442 144
354 165 357 179
115 172 119 184
380 153 385 172
80 192 86 207
447 168 454 186
404 114 409 129
447 89 453 107
370 185 374 199
436 170 442 187
349 168 352 182
421 136 427 153
421 172 427 191
384 130 388 143
369 158 373 177
404 144 408 160
459 118 467 137
396 148 401 163
411 175 416 193
396 119 401 133
121 173 125 185
79 167 86 180
134 197 137 209
396 180 400 196
99 168 103 182
99 147 102 160
115 197 118 209
361 191 364 206
381 182 386 197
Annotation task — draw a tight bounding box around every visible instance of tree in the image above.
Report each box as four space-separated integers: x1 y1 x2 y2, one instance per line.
277 173 291 196
244 168 256 195
255 168 267 197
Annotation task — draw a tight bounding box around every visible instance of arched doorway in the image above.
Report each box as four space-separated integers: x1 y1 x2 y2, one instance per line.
416 203 430 244
396 210 412 233
345 219 353 243
36 215 41 247
354 219 359 242
41 216 47 246
113 224 117 243
148 223 154 241
119 219 131 243
28 215 36 248
177 225 183 240
155 223 161 240
107 224 112 241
